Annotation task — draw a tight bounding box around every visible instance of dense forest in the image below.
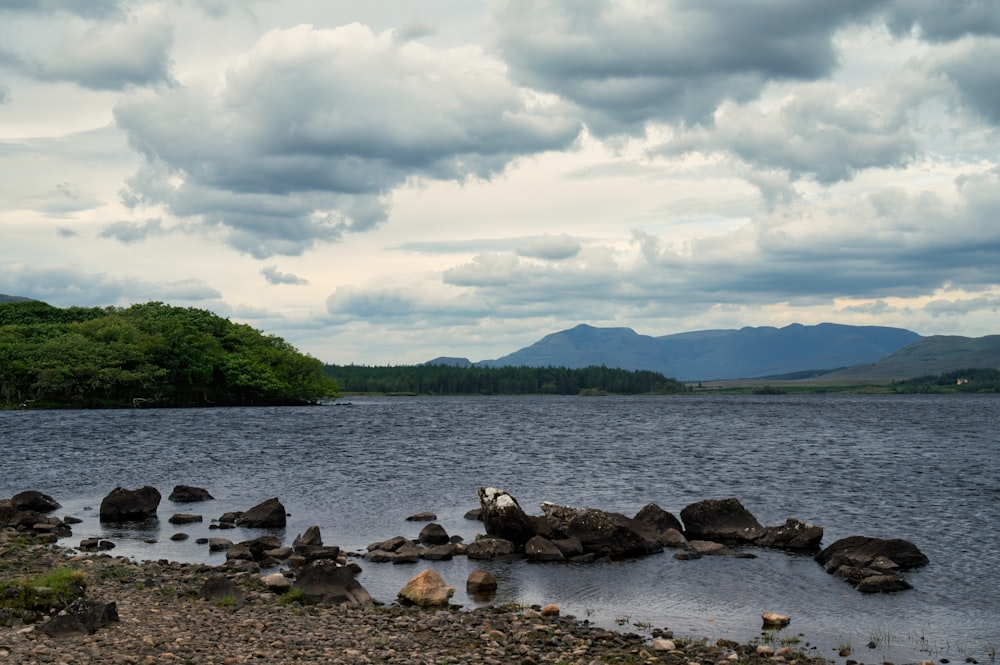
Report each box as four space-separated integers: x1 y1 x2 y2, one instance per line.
0 301 338 408
892 368 1000 393
324 363 683 395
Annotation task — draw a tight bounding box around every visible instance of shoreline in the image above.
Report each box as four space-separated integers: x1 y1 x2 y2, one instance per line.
1 530 836 665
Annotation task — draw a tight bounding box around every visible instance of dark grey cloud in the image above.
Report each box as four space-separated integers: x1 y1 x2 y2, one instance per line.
0 1 125 19
56 227 80 238
515 234 581 260
927 39 1000 125
115 23 581 258
260 266 309 286
885 0 1000 41
493 0 886 134
99 218 165 243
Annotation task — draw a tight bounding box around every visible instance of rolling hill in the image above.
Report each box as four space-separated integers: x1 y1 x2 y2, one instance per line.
819 335 1000 382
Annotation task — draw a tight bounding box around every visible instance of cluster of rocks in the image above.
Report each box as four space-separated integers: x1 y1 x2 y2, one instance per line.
0 491 75 543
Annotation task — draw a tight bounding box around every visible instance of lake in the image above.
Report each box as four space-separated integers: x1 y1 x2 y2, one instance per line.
2 394 998 662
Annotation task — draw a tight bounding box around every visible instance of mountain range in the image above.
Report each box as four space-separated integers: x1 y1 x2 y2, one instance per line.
430 323 1000 382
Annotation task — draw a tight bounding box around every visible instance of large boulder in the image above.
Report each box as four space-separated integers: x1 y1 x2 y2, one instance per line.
293 525 324 549
679 498 764 544
293 560 373 607
478 487 537 547
418 523 450 546
200 574 246 606
99 486 161 522
236 497 286 528
525 535 565 562
168 485 214 503
12 491 60 513
757 518 824 552
398 569 455 607
41 599 118 638
541 502 662 560
633 503 683 534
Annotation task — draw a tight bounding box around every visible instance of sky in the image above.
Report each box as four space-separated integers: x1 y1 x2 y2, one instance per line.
2 1 999 365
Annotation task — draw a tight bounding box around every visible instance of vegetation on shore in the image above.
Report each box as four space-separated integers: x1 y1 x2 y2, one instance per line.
323 363 683 395
891 368 1000 393
0 300 338 409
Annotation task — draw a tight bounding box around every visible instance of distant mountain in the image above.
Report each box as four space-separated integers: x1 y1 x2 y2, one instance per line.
424 356 473 368
475 323 923 381
821 335 1000 381
0 294 33 303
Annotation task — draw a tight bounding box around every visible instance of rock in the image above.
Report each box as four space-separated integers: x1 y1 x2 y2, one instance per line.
235 536 283 562
815 535 929 571
761 612 791 629
170 533 189 541
660 528 688 548
551 536 584 557
420 544 455 561
208 538 233 552
651 639 676 651
259 572 293 593
217 511 242 525
293 525 323 549
856 574 913 593
264 546 294 560
688 540 728 555
478 487 537 547
296 545 341 562
99 486 161 522
464 508 483 520
541 502 662 559
525 535 565 562
41 599 118 638
673 550 702 560
418 523 450 546
466 569 498 596
633 503 683 534
168 485 214 502
11 490 60 513
293 560 373 607
465 537 517 560
226 543 254 562
757 518 824 551
406 512 437 521
0 499 16 525
168 513 203 525
200 574 246 606
367 536 414 552
398 569 455 607
540 603 560 617
679 498 764 544
236 498 286 528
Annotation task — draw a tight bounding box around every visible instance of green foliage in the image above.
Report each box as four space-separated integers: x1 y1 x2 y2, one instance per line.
324 364 682 395
893 368 1000 393
0 568 88 613
279 587 308 606
0 301 339 408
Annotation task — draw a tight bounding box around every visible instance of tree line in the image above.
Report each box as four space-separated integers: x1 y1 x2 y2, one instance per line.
323 363 683 395
892 368 1000 393
0 301 338 408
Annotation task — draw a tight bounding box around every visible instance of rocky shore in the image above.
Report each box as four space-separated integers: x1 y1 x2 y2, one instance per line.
1 529 832 665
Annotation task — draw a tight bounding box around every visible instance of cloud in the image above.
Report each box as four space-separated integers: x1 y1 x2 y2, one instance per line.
114 22 582 258
925 38 1000 125
0 263 220 307
0 1 125 19
515 233 581 260
657 81 919 184
325 283 492 324
0 85 9 104
99 218 166 244
885 0 1000 41
260 265 309 285
0 9 174 90
492 0 884 134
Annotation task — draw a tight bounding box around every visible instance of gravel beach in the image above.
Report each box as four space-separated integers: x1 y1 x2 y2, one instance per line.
1 530 833 665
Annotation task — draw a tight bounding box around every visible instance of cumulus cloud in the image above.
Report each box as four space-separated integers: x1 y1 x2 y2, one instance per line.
0 263 219 307
0 9 174 90
493 0 884 134
114 23 581 258
658 81 919 184
925 38 1000 125
260 266 309 285
99 218 166 243
885 0 1000 41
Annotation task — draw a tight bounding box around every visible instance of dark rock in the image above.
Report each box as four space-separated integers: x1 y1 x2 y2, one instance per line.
688 540 729 555
525 535 566 562
293 560 373 607
217 511 242 525
418 523 450 546
168 485 214 503
757 518 824 551
673 550 702 560
463 508 483 520
633 503 683 534
63 516 83 525
541 502 662 560
41 599 118 638
367 536 415 553
856 574 913 593
293 525 323 549
11 490 60 513
679 498 764 544
0 499 16 525
465 537 517 560
466 569 498 596
478 487 537 547
208 537 233 552
168 513 203 525
421 544 455 561
226 543 254 562
235 498 286 528
406 512 437 521
200 574 246 606
170 533 189 541
236 535 283 561
815 536 929 571
660 528 688 548
551 536 584 557
79 538 115 551
99 486 161 522
296 545 341 562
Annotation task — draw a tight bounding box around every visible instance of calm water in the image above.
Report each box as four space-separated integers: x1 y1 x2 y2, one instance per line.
2 394 998 662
